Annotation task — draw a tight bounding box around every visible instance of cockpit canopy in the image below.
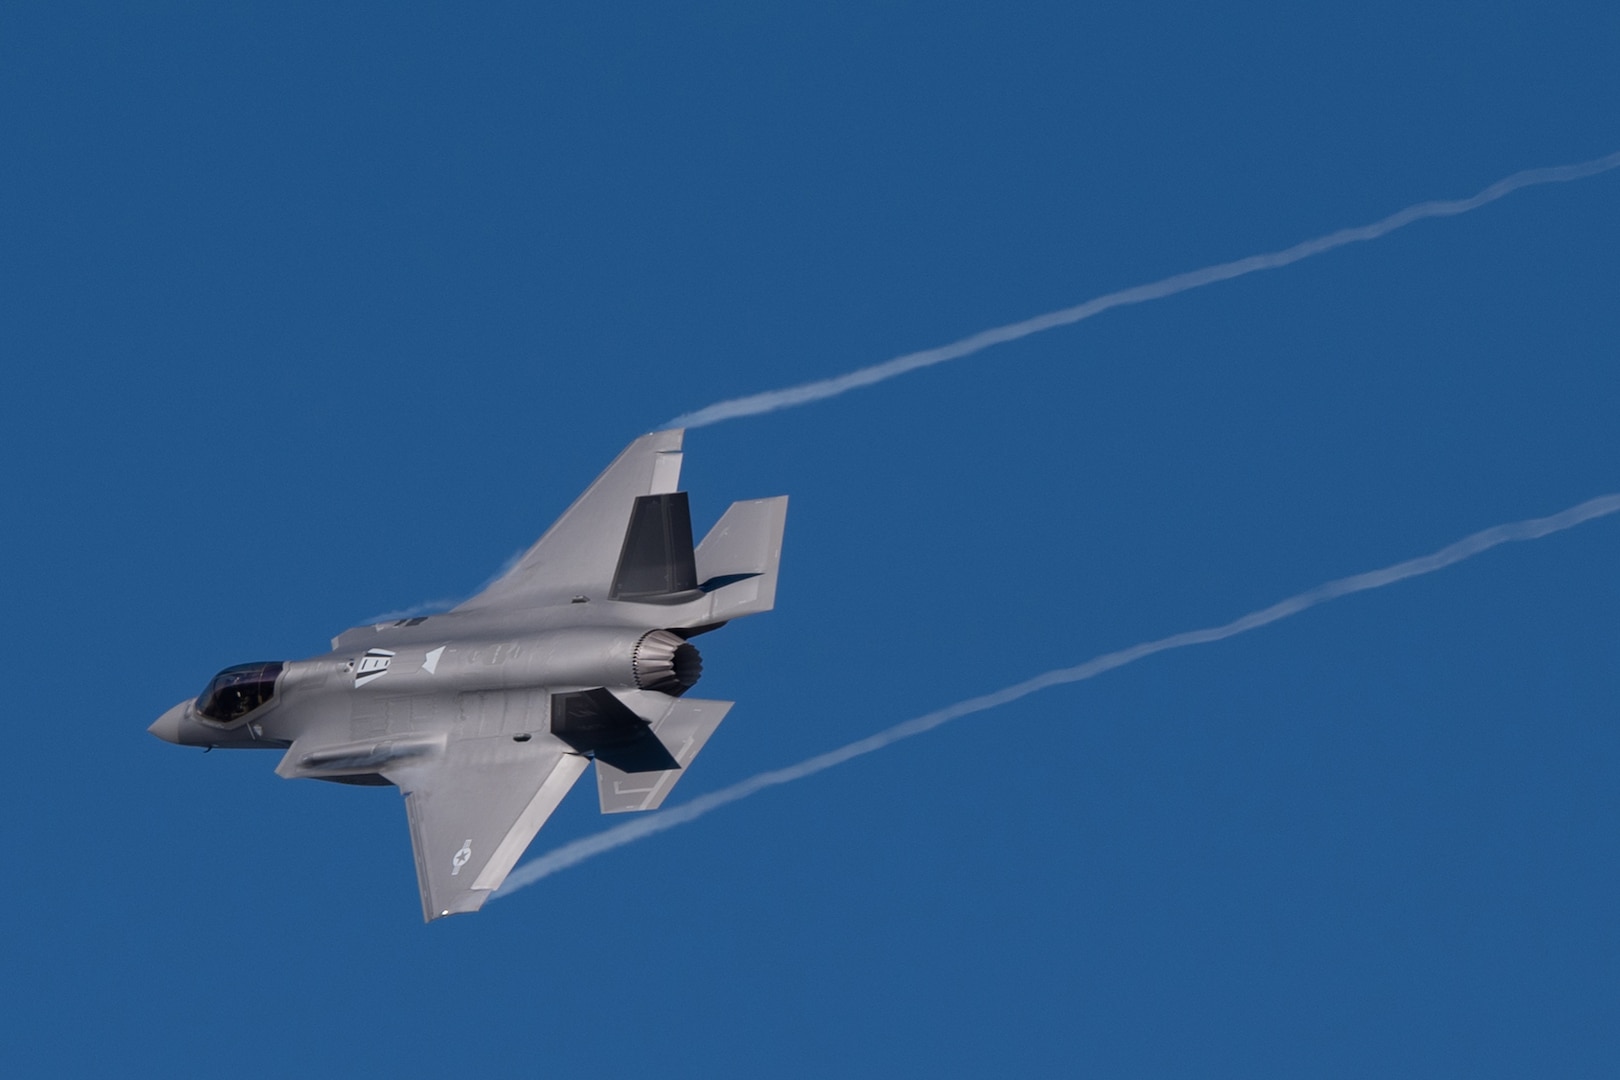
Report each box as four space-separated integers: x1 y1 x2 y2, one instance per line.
195 662 285 723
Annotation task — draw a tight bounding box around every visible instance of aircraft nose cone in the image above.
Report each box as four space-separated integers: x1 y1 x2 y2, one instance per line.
148 702 190 744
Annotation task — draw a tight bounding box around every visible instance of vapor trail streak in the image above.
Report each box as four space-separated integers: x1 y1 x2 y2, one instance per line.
668 151 1620 429
497 493 1620 896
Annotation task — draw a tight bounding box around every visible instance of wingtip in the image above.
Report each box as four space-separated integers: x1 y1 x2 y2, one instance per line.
422 889 494 923
642 427 685 447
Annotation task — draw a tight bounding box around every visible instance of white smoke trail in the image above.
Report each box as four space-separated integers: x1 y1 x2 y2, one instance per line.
668 151 1620 429
497 492 1620 896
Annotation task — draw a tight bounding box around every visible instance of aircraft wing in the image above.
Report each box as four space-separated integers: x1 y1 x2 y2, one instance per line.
454 429 685 612
382 732 589 921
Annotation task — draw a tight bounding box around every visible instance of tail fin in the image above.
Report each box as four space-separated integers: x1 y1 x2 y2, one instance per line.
596 697 733 813
609 492 700 602
693 496 788 622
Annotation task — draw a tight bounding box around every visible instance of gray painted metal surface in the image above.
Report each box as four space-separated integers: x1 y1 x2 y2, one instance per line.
149 430 786 921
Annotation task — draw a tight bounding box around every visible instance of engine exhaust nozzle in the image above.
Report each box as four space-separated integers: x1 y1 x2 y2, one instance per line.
632 629 702 695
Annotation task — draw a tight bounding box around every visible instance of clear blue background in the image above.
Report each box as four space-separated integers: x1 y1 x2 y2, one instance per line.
3 4 1618 1076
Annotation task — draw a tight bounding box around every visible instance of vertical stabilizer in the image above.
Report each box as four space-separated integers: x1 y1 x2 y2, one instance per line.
610 493 700 602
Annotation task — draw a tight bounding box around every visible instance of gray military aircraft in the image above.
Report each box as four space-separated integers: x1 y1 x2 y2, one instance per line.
149 429 786 921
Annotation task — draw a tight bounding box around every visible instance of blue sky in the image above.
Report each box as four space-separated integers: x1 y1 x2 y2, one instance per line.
3 3 1618 1076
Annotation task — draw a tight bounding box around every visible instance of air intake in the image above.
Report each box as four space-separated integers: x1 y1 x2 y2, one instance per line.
632 629 703 695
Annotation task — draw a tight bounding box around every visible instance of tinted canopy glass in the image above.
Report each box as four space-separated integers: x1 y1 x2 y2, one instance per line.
195 662 284 723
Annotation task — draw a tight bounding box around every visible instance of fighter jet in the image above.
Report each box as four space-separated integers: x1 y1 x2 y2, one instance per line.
149 430 786 921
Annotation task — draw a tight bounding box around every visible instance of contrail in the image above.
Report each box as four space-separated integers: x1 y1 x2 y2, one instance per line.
668 150 1620 429
497 492 1620 896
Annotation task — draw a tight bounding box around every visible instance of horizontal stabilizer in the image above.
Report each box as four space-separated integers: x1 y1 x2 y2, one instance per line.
596 697 732 813
552 688 679 772
693 496 788 623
